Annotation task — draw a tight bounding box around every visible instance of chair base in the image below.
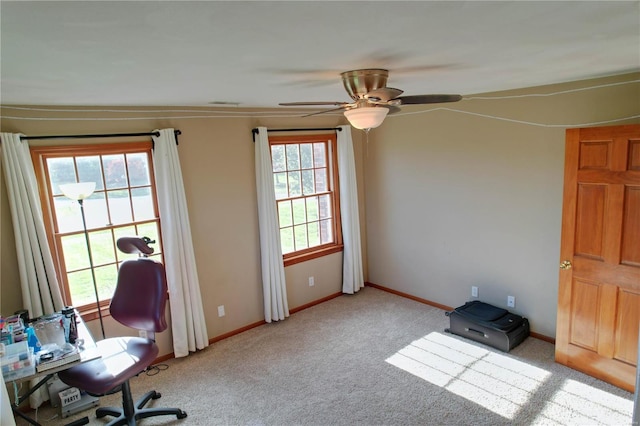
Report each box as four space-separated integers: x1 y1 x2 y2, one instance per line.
95 380 187 426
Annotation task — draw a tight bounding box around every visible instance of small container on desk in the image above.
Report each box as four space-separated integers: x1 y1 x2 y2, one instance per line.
1 341 36 381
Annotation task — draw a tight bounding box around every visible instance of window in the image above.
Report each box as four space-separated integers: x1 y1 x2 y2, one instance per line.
269 134 342 266
31 143 162 316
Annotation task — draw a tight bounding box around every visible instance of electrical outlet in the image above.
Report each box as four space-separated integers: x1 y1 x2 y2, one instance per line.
309 276 315 287
217 305 225 317
471 286 478 298
507 296 515 308
139 330 147 339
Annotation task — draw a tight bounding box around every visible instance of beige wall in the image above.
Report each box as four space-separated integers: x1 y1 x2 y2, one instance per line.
0 110 367 357
365 73 640 338
1 73 638 355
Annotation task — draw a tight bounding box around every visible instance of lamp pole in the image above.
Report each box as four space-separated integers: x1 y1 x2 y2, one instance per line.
59 182 105 340
77 198 105 340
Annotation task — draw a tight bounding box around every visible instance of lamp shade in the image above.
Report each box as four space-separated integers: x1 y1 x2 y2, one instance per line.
59 182 96 201
343 107 389 130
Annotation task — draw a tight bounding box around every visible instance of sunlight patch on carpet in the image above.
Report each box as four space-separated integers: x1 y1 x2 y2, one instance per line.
386 332 550 420
535 378 633 425
386 332 633 423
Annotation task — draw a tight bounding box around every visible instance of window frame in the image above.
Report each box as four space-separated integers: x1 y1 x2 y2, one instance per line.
268 133 343 266
31 142 163 321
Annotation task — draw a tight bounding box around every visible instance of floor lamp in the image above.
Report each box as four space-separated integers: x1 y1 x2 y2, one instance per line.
59 182 105 340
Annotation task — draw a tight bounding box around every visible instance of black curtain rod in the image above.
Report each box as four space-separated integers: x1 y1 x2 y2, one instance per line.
251 127 341 142
20 130 182 145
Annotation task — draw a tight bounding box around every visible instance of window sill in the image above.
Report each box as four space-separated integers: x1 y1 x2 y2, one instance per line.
77 292 169 323
283 244 343 267
78 304 110 323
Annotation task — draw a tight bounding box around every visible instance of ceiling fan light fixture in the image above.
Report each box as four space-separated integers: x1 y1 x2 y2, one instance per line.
343 107 389 130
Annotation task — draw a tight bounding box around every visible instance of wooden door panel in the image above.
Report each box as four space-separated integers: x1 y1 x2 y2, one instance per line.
614 289 640 365
621 186 640 265
574 257 640 289
569 279 600 350
575 184 606 259
579 141 612 169
597 283 618 359
556 124 640 393
565 344 637 391
578 170 640 184
628 140 640 170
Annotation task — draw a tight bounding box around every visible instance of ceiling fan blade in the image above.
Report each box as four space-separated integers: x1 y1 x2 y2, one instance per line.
279 101 348 107
395 94 462 105
302 106 349 118
364 87 404 102
384 105 402 115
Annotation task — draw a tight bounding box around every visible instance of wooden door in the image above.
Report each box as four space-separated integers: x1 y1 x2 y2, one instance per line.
556 124 640 392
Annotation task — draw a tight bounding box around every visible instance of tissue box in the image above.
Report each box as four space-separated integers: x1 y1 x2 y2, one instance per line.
1 341 36 381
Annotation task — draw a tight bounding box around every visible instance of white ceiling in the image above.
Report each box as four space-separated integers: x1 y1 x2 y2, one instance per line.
1 1 639 108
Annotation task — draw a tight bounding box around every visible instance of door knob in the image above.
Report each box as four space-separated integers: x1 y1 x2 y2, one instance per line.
560 260 572 270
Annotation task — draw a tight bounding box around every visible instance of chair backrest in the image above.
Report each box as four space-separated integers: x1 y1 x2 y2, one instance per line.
109 237 168 333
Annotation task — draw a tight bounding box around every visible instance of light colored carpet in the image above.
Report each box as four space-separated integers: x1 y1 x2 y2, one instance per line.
17 287 634 425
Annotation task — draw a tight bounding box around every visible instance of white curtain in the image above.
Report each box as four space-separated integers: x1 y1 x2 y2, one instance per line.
337 126 364 294
1 132 63 409
152 129 209 357
255 127 289 322
0 133 64 317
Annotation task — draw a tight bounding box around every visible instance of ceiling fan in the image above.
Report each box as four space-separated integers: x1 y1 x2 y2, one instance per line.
279 68 462 130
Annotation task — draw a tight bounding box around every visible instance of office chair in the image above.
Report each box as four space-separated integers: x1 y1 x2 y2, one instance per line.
58 237 187 426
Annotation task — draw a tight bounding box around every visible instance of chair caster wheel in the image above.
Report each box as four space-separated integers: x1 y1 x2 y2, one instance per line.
152 391 161 399
177 411 188 419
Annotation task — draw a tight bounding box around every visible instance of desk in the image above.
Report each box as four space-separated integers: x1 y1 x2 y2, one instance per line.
9 313 99 426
